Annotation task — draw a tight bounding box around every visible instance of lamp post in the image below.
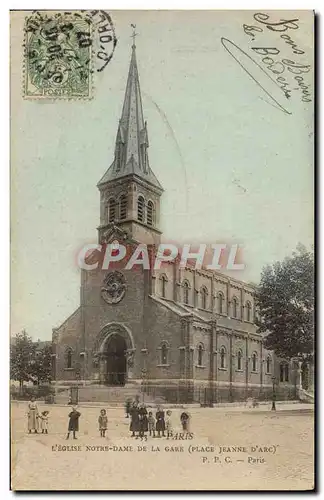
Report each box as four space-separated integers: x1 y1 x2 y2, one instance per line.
141 368 147 403
271 376 277 411
141 346 148 403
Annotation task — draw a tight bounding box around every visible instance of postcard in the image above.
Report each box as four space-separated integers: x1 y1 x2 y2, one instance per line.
10 10 314 491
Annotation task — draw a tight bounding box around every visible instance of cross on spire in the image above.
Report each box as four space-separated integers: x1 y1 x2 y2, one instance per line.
130 24 138 47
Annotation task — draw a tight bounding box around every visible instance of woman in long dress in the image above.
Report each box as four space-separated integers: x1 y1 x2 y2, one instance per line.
130 402 140 437
138 403 148 438
27 397 39 433
155 406 166 437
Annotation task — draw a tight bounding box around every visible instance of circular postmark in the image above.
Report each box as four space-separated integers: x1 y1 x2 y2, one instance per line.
86 10 118 73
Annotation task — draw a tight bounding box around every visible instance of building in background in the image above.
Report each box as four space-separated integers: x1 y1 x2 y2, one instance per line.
52 39 301 403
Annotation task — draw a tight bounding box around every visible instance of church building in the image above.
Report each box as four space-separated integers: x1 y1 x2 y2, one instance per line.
52 38 299 403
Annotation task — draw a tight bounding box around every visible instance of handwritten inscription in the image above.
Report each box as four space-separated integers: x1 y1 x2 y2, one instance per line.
222 12 313 114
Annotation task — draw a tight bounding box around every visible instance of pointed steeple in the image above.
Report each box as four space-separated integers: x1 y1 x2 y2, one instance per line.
98 37 162 190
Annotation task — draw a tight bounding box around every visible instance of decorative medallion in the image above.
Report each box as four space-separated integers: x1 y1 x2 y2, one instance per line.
101 270 126 304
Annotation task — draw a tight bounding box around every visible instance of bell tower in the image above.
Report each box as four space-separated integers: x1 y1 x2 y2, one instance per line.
97 32 163 246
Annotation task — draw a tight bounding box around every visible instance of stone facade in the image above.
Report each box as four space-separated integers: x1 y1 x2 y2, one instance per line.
52 41 299 403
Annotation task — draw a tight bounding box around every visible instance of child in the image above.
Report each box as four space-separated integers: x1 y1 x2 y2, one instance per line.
39 410 49 434
125 398 131 418
148 411 155 437
98 409 108 437
165 410 173 438
180 410 190 432
66 407 81 440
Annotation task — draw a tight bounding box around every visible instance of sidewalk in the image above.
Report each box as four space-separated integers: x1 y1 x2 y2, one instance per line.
11 399 314 412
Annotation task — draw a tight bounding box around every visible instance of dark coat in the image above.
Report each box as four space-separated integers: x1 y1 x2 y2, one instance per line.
156 410 165 432
130 406 140 432
138 407 148 432
68 411 81 431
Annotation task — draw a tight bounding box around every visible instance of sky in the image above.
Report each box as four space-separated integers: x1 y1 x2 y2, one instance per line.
10 10 314 340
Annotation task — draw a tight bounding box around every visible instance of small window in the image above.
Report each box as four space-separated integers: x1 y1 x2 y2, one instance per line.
252 352 257 372
232 297 238 319
218 292 224 314
280 364 284 382
160 343 169 365
108 198 117 223
137 196 145 222
66 349 72 369
201 287 208 309
147 201 154 226
119 194 127 220
245 301 252 322
237 350 243 370
266 355 271 374
220 347 226 369
183 281 190 305
161 275 167 298
285 364 289 382
280 363 289 382
197 344 204 366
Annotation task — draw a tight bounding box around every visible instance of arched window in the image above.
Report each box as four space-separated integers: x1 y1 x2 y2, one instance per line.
245 301 252 322
280 363 289 382
237 350 243 370
66 348 72 369
266 355 271 374
147 200 154 226
137 196 145 222
119 194 127 220
220 346 226 369
183 281 190 305
201 287 208 309
108 198 117 223
197 343 204 366
285 364 289 382
160 342 169 365
232 297 238 319
160 275 168 298
252 352 258 372
218 292 224 314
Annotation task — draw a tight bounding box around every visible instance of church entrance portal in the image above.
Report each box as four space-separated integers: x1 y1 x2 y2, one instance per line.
103 334 127 386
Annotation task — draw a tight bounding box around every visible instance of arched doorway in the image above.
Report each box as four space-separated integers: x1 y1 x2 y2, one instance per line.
104 334 127 386
93 323 135 386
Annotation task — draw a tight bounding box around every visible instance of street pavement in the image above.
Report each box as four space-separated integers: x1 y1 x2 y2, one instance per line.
11 401 314 491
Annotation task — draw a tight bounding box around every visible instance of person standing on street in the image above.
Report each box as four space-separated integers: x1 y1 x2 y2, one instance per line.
66 406 81 440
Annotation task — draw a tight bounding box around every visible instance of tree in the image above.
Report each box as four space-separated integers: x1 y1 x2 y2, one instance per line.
10 330 36 392
256 245 314 360
30 343 52 385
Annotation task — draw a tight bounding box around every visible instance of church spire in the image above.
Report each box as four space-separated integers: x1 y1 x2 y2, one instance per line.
98 30 162 190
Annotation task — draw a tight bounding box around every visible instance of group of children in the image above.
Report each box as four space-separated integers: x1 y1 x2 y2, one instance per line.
126 399 191 439
27 397 190 440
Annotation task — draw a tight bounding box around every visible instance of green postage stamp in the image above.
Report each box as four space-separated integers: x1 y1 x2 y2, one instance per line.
24 11 93 99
